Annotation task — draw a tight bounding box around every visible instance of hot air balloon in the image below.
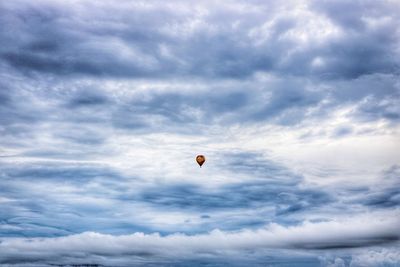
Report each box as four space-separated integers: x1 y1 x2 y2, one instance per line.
196 155 205 167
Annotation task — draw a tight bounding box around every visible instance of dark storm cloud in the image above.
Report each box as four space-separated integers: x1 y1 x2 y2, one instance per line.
1 0 398 80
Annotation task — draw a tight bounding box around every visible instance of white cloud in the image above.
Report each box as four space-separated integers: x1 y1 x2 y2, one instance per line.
350 248 400 267
1 213 399 265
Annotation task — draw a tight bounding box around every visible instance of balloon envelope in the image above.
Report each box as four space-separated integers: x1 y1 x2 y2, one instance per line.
196 155 206 167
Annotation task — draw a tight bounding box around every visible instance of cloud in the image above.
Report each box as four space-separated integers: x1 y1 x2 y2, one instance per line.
0 1 399 266
0 214 398 266
0 151 332 236
332 125 353 137
355 165 400 208
350 247 400 267
1 0 399 79
0 160 146 237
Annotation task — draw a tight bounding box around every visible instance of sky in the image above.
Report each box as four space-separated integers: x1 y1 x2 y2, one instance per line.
0 0 400 266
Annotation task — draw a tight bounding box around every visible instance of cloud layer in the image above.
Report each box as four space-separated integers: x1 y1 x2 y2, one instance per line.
1 214 399 266
1 0 400 266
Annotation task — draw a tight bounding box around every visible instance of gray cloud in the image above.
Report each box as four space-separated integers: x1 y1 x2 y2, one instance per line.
1 0 399 80
1 1 399 266
353 165 400 209
0 215 398 266
0 152 333 236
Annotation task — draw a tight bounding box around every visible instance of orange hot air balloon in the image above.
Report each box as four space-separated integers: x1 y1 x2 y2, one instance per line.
196 155 206 167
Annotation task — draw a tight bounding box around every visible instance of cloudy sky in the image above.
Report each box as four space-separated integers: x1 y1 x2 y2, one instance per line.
1 0 400 266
